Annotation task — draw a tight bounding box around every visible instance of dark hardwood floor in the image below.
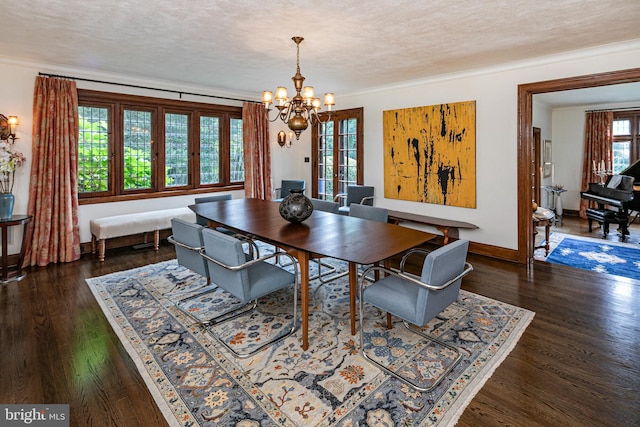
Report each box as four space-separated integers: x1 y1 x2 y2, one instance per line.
1 222 639 426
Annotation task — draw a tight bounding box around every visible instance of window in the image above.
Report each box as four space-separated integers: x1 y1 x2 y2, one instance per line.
612 110 640 174
77 90 243 202
311 108 364 200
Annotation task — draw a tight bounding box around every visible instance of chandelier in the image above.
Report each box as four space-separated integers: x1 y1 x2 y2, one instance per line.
262 36 335 140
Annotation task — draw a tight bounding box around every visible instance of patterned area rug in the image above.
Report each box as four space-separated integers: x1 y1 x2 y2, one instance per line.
535 232 640 279
86 257 534 426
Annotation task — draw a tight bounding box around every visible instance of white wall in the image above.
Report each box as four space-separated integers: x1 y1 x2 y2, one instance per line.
294 41 640 249
2 40 640 254
270 129 311 194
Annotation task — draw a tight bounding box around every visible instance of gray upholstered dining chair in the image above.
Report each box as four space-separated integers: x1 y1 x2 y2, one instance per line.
168 217 259 326
315 202 390 286
349 203 388 222
200 228 299 358
334 185 374 215
310 197 340 214
194 194 232 227
306 198 343 282
358 239 473 392
167 218 212 324
273 180 305 202
349 204 389 281
169 218 209 279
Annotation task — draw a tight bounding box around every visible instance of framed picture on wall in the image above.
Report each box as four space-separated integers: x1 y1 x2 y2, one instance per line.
543 139 552 177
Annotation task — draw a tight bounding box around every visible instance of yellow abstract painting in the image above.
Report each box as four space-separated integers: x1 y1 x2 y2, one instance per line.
383 101 476 208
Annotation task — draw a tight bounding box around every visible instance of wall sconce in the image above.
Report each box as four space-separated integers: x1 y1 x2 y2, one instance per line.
277 130 293 148
0 114 18 142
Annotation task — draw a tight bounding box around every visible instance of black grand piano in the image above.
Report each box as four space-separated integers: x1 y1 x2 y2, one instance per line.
580 158 640 240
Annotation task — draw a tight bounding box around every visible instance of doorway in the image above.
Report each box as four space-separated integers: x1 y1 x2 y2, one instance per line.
311 108 364 200
517 67 640 264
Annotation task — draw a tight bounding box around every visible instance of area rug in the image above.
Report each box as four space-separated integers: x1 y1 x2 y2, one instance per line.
535 232 640 279
86 258 534 426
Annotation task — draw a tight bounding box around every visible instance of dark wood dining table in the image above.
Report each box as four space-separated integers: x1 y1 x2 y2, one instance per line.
190 198 436 350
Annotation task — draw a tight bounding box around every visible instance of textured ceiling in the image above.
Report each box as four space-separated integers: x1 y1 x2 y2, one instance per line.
2 0 640 101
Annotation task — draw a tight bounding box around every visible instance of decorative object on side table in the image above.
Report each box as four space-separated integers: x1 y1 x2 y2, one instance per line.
542 184 567 226
0 114 25 220
279 188 314 223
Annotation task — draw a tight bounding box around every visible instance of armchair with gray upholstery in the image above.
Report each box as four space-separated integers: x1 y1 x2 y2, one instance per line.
334 185 374 215
273 180 305 202
169 218 209 279
168 217 259 326
200 228 298 358
358 239 473 392
349 203 388 222
310 197 340 214
194 194 232 228
167 218 212 324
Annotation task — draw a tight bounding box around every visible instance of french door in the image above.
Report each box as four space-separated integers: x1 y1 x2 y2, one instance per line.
311 108 364 200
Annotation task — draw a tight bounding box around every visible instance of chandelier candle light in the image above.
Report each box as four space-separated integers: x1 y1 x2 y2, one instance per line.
262 37 335 140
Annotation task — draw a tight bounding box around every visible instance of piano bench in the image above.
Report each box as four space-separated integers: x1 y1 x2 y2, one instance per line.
585 208 629 238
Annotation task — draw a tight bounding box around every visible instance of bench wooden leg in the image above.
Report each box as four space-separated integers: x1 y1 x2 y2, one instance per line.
98 239 106 262
435 226 450 244
154 230 160 251
91 235 96 254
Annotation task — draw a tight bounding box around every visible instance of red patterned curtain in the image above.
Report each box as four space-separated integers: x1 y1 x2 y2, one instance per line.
242 102 272 199
579 111 614 218
24 76 81 266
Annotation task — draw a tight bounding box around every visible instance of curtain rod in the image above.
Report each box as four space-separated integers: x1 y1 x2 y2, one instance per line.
586 106 640 112
38 72 259 104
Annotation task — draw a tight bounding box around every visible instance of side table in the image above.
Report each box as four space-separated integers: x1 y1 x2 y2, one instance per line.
533 207 555 256
542 186 567 226
0 215 32 283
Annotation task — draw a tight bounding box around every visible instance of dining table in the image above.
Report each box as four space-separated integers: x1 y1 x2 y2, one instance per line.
189 198 436 350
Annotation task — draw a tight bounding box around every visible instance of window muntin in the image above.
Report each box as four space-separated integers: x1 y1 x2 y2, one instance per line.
78 106 111 195
337 117 358 193
612 118 630 136
164 112 190 188
123 109 153 191
77 89 243 203
612 141 631 173
317 121 334 199
200 116 220 185
229 118 244 182
311 108 364 201
611 111 640 174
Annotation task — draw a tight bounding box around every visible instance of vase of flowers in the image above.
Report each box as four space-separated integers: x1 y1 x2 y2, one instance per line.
0 140 26 219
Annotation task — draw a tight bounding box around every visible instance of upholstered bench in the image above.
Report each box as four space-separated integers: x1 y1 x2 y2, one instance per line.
90 207 196 261
585 207 628 239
